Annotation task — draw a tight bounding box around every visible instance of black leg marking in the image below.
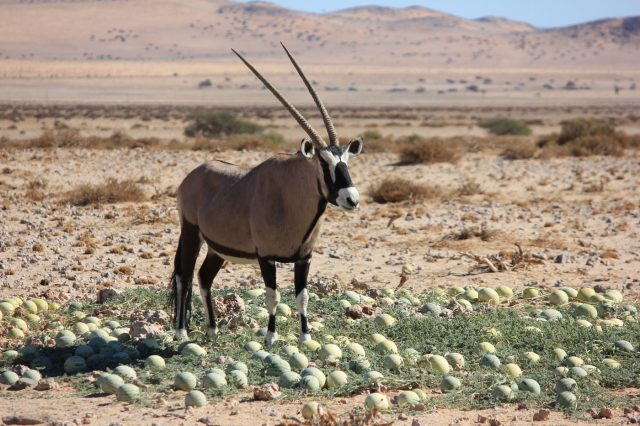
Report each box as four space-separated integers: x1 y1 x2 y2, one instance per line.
198 253 224 335
259 257 279 345
174 219 202 335
295 258 311 339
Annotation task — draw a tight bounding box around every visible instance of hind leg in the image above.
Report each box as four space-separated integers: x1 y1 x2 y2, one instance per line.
295 258 311 343
174 220 202 340
198 251 225 339
258 258 279 348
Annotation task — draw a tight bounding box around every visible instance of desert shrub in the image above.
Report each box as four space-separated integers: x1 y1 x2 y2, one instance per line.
538 119 639 157
21 130 163 149
557 118 615 145
500 140 538 160
370 178 441 204
191 131 285 152
479 117 531 136
361 129 395 153
63 178 145 206
184 112 263 138
397 135 461 164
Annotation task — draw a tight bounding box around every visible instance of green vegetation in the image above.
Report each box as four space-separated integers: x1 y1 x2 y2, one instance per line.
479 117 532 136
184 111 263 138
1 285 638 418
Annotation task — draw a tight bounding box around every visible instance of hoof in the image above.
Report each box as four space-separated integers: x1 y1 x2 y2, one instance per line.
206 327 219 339
299 333 311 343
265 331 278 348
175 328 189 341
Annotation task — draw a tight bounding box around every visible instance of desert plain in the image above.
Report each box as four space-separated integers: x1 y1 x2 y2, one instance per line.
0 1 640 425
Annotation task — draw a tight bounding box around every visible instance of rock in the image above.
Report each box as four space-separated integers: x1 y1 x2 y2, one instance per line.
345 305 363 320
96 288 122 303
2 416 45 425
129 321 164 338
35 379 58 391
533 409 550 421
11 378 38 390
253 383 281 401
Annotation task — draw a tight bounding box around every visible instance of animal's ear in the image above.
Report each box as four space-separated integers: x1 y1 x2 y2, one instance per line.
300 138 315 158
347 137 364 156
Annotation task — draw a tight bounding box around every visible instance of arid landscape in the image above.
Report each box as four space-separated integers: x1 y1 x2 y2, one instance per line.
1 1 640 425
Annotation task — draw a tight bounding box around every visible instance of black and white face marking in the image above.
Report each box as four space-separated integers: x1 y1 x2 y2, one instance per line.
317 138 363 210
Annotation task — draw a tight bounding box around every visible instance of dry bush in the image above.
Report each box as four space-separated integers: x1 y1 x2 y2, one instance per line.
500 140 538 160
184 111 263 138
191 132 285 152
456 180 484 196
63 178 146 206
479 117 531 136
370 178 441 204
360 129 395 153
445 225 498 242
397 136 462 165
5 130 165 150
24 178 47 201
538 119 640 158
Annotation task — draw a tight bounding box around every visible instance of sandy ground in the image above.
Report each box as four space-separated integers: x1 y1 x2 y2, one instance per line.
1 110 640 424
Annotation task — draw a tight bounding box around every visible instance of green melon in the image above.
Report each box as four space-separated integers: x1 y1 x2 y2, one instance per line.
225 361 248 375
519 378 541 395
492 385 513 401
0 371 19 386
145 355 166 370
114 365 137 381
504 363 522 379
23 369 42 382
174 372 197 391
319 344 342 361
496 285 513 298
181 343 207 357
550 290 569 306
300 375 320 392
289 352 309 370
375 340 398 355
185 390 207 407
344 342 366 358
522 288 539 299
364 393 389 411
480 354 501 370
374 313 397 327
278 371 301 389
478 288 500 305
202 373 227 389
326 371 348 389
301 367 326 388
440 375 462 392
99 373 124 394
228 370 248 388
302 402 321 419
382 354 403 371
116 384 140 403
555 378 577 393
64 356 87 375
556 391 577 409
397 390 420 406
445 352 465 370
429 355 451 374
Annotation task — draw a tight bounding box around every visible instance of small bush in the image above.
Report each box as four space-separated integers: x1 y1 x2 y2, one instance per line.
557 118 615 145
370 178 441 204
397 136 461 165
479 117 531 136
191 131 285 152
63 178 146 206
361 130 394 153
184 112 263 138
500 141 538 160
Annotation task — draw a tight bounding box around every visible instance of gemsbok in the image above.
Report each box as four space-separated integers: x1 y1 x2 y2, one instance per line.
170 43 364 347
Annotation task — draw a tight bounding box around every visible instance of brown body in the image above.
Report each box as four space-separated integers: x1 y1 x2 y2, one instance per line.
177 154 327 263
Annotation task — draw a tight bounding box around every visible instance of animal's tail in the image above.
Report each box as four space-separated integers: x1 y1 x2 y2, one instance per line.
168 238 183 322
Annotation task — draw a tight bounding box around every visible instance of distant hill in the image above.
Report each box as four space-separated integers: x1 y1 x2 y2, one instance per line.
0 0 637 69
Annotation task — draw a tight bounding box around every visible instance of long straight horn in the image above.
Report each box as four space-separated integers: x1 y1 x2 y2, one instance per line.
231 49 327 148
280 42 338 146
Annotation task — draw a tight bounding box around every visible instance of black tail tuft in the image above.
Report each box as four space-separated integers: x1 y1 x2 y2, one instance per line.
168 238 183 322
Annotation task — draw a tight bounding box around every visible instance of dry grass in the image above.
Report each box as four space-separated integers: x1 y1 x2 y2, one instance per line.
397 136 462 165
191 133 286 152
500 140 538 160
444 225 499 242
538 119 640 158
62 178 146 206
369 178 441 204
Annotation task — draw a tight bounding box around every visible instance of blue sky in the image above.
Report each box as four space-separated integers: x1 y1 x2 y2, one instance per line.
241 1 640 28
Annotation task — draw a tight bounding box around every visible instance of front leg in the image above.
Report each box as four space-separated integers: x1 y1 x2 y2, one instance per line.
258 258 279 348
295 258 311 343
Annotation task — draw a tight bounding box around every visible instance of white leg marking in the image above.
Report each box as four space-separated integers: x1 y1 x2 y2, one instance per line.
266 331 278 348
296 289 309 317
265 287 280 315
199 287 212 328
299 333 311 343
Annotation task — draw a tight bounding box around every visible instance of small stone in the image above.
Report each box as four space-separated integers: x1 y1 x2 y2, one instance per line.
253 383 281 401
11 378 38 390
411 420 423 426
598 408 613 419
97 288 122 303
35 379 58 391
398 413 408 420
533 409 550 421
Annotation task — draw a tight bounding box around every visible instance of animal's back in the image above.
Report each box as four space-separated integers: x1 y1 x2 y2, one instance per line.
177 160 247 227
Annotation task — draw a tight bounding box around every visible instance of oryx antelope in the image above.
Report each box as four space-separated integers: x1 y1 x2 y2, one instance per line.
170 43 364 346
